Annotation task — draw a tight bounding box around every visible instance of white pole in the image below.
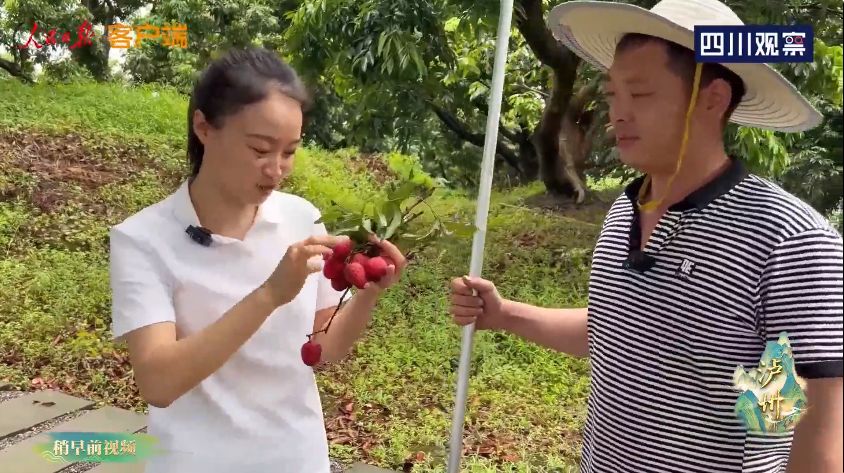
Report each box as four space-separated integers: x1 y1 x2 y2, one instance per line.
446 1 514 471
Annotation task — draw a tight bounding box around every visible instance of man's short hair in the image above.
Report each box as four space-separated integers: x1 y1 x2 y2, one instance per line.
616 33 746 126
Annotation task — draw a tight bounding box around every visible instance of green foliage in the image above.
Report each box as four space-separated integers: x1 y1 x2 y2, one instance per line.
318 173 475 255
0 78 599 472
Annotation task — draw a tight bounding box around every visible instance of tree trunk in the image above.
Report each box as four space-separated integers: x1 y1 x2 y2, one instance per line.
515 0 591 203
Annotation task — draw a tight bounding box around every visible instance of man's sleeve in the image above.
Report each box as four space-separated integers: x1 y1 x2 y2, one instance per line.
312 216 345 312
110 227 176 340
759 228 844 379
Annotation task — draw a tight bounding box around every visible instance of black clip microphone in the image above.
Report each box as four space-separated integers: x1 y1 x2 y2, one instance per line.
623 250 657 273
185 225 213 247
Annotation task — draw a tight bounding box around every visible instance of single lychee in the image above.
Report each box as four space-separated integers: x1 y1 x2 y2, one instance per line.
351 252 370 266
331 276 350 291
343 262 368 289
364 256 388 281
333 238 352 259
323 259 345 280
301 340 322 366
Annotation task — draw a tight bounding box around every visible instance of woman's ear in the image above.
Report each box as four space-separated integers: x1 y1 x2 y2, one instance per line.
193 109 211 145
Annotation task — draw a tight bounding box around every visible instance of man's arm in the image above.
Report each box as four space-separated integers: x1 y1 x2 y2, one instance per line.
499 302 590 358
759 228 843 471
786 378 843 473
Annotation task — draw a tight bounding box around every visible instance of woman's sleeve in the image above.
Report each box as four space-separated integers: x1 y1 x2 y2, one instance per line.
110 226 177 340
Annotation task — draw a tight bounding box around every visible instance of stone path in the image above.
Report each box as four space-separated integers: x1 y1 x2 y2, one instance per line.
0 385 392 473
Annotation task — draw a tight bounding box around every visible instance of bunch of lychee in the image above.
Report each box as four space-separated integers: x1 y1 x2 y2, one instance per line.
300 238 396 367
320 238 395 291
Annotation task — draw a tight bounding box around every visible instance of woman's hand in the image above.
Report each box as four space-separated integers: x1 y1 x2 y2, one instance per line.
361 233 407 294
263 234 348 308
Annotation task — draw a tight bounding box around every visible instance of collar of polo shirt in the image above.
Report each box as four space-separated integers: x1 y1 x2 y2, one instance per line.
170 180 284 243
624 156 750 213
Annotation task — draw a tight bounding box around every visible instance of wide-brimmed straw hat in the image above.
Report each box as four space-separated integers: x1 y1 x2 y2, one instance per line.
547 0 823 132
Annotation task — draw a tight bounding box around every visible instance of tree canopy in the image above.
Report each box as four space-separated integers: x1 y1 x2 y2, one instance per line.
1 0 841 221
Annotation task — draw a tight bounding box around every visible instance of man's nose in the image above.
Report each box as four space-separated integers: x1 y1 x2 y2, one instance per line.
608 95 633 124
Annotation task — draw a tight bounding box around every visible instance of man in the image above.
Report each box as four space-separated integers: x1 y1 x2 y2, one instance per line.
448 0 843 472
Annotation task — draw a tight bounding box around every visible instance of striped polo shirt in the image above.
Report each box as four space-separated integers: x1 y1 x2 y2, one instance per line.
582 158 843 473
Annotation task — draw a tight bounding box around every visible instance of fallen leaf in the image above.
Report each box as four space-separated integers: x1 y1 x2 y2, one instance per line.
31 377 43 386
329 436 352 445
343 402 355 413
51 335 62 346
415 452 425 462
500 453 519 462
41 401 56 407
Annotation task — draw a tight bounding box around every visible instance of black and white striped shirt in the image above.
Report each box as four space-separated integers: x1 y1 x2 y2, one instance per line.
582 158 843 473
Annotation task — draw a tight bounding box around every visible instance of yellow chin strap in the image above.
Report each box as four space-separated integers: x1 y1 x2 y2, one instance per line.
638 62 704 214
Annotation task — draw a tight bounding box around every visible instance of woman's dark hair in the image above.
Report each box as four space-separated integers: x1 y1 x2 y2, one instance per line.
187 47 311 177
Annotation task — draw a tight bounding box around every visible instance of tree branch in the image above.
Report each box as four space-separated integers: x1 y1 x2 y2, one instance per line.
0 58 30 82
468 97 527 144
514 0 578 73
428 101 523 172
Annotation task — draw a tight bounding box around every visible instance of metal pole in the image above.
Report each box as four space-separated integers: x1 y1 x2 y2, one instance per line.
446 1 514 471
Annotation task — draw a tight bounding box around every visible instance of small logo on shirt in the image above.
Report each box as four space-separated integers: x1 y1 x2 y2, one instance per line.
676 258 696 280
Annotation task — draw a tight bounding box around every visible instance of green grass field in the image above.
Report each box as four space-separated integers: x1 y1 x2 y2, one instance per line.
0 80 620 472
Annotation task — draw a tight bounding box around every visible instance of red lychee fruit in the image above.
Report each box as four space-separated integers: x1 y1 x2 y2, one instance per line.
323 259 345 280
343 262 368 289
301 340 322 366
331 276 350 291
364 256 388 281
351 252 370 266
333 238 352 259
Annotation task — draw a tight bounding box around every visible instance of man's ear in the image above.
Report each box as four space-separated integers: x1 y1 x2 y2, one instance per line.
701 78 733 122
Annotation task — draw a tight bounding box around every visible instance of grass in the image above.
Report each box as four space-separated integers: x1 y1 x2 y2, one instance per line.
0 79 618 472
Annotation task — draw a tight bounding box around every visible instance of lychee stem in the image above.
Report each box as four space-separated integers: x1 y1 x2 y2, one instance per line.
307 287 352 338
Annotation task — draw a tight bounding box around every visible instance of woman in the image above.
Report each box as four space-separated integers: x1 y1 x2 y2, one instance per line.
109 48 406 473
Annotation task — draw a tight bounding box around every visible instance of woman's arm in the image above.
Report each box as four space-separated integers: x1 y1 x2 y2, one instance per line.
312 288 379 362
124 286 278 408
112 226 339 408
310 235 407 362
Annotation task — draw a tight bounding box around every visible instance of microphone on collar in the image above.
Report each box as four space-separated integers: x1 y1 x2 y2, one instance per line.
623 250 657 273
186 225 213 247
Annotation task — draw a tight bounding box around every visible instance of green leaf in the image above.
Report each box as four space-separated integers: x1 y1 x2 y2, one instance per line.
362 217 373 234
376 205 389 228
382 201 404 240
387 180 418 202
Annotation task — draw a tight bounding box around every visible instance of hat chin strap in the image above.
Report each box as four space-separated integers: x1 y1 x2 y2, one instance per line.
638 62 704 214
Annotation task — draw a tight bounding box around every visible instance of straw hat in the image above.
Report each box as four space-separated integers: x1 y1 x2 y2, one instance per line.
547 0 823 132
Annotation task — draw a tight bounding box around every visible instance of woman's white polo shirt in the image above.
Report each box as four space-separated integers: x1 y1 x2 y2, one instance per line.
109 181 344 473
